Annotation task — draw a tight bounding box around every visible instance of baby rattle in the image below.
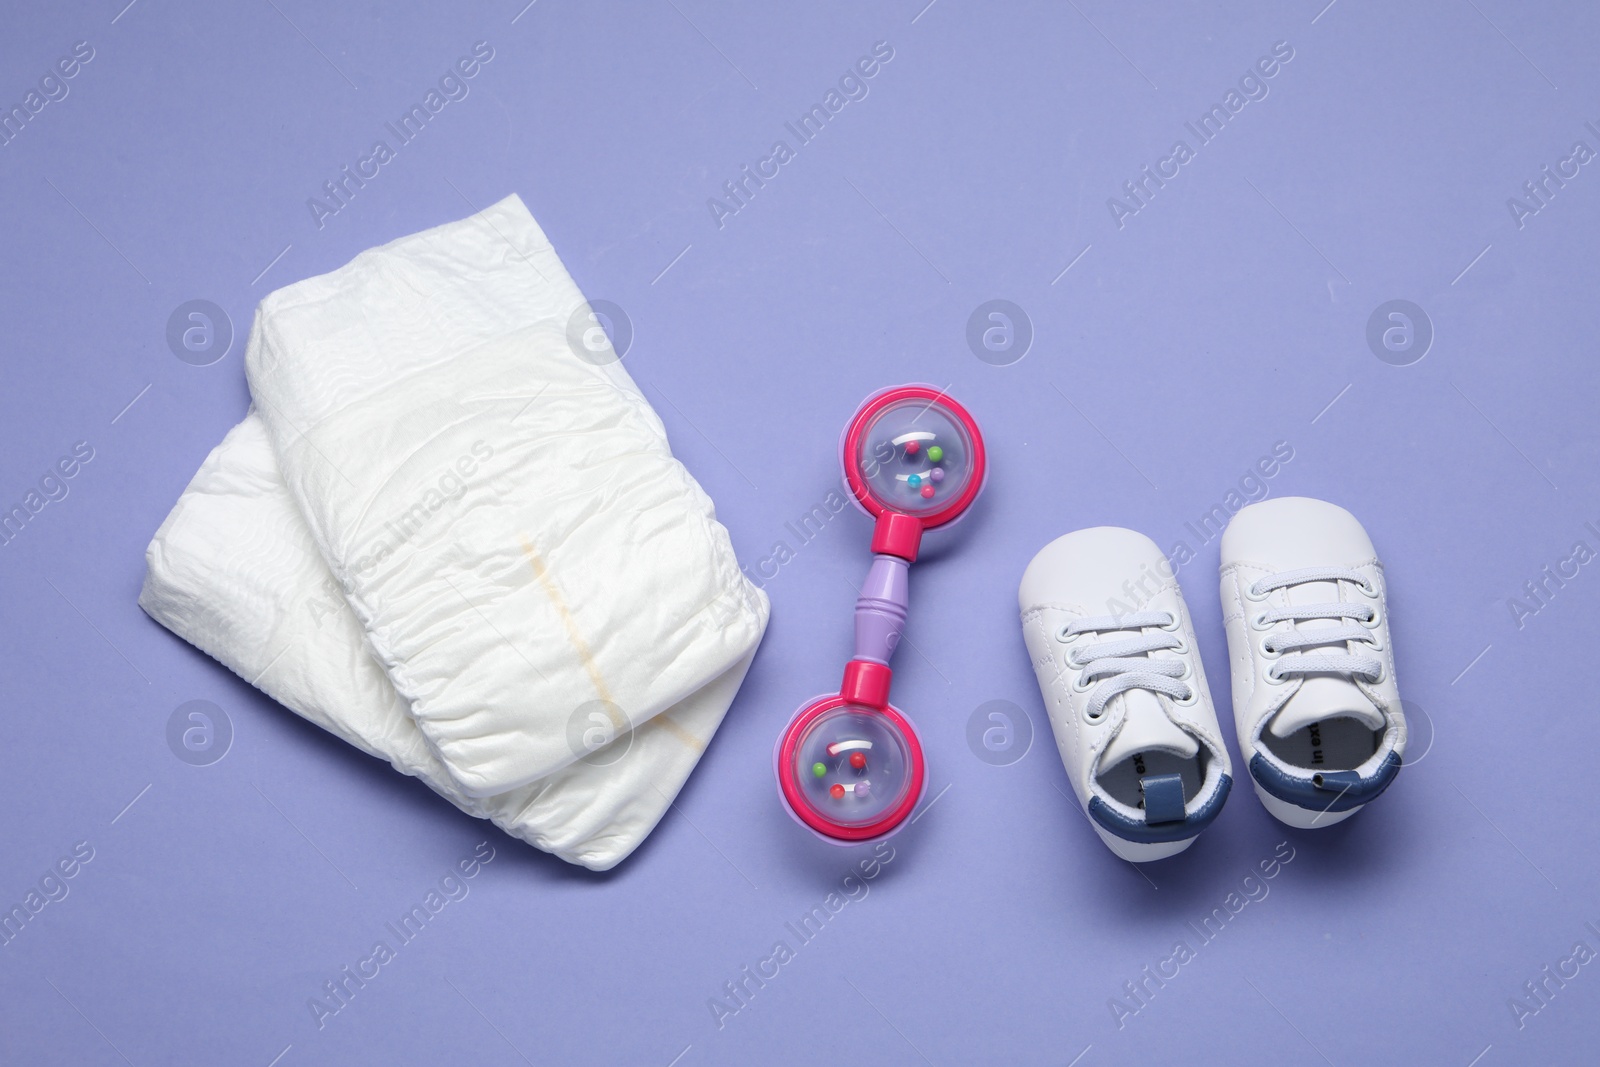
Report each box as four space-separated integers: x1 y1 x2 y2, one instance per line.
775 385 988 843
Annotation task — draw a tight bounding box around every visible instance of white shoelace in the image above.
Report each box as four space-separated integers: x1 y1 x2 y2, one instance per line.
1056 611 1192 721
1249 566 1382 683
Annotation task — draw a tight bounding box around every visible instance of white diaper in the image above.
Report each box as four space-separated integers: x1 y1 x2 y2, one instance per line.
140 413 762 871
244 194 766 796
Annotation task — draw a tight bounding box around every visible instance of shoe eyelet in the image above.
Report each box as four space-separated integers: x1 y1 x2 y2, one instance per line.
1157 612 1182 632
1357 578 1381 599
1249 610 1273 631
1258 637 1282 660
1366 663 1386 684
1172 685 1198 707
1083 706 1106 725
1263 665 1287 685
1072 671 1096 694
1244 581 1271 603
1169 635 1188 655
1175 658 1193 681
1055 624 1080 644
1359 608 1382 630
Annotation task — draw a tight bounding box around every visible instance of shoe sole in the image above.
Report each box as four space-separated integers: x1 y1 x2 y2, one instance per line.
1251 781 1363 829
1090 824 1200 863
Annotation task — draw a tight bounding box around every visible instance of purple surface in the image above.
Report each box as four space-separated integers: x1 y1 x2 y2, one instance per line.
2 1 1597 1064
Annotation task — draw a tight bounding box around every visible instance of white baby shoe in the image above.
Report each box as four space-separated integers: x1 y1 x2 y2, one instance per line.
1219 497 1405 828
1020 528 1233 862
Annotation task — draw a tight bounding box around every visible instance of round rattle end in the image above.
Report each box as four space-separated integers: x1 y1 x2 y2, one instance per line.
841 385 986 528
776 696 926 843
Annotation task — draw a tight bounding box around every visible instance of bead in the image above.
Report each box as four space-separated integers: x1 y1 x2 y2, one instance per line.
849 751 867 770
904 441 920 456
855 779 871 799
927 445 943 462
812 762 827 778
920 485 935 498
908 474 922 488
930 467 945 483
830 783 846 799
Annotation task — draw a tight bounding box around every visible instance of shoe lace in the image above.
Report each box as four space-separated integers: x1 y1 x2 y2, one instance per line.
1250 566 1382 683
1055 611 1192 721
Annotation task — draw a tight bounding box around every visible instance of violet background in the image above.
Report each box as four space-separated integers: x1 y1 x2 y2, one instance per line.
2 1 1597 1064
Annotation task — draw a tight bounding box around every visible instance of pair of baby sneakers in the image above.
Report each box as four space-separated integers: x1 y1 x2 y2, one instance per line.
1018 497 1406 862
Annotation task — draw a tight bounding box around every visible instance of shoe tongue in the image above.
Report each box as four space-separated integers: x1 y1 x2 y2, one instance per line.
1270 676 1384 737
1267 579 1385 739
1099 690 1197 771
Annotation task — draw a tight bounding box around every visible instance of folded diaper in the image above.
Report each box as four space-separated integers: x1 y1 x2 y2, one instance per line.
244 194 767 796
139 194 770 868
141 412 762 871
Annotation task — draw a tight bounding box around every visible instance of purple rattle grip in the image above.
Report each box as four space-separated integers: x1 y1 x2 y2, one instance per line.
853 554 910 666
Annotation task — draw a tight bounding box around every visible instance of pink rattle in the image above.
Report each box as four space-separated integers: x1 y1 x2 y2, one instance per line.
775 385 988 842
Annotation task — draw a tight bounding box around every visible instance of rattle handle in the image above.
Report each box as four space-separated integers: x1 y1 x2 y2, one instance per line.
853 554 910 666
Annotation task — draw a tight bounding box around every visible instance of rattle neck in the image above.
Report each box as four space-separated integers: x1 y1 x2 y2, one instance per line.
841 553 911 708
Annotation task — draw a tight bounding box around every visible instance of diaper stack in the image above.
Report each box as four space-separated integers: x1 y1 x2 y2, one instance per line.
140 196 769 871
